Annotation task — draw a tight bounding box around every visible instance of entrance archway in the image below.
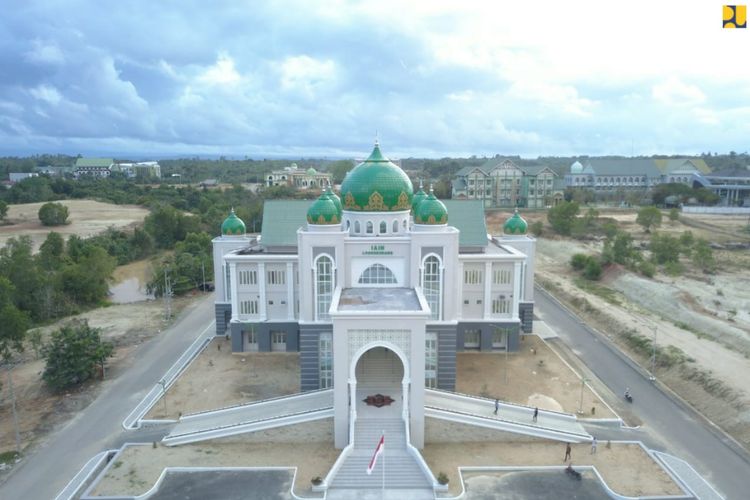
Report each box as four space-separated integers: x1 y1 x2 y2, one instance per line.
351 344 408 419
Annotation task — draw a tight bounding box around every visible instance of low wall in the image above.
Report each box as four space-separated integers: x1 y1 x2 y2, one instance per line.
682 206 750 214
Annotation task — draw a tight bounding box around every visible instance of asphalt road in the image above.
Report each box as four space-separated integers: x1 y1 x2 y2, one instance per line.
535 287 750 500
0 294 215 500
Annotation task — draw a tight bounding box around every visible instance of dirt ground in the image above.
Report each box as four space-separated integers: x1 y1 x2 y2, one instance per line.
456 335 614 418
146 338 300 419
0 290 196 457
91 421 339 497
423 439 682 498
486 209 750 448
0 200 149 252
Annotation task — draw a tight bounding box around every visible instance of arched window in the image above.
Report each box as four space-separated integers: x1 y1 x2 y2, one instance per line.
315 256 334 321
358 264 397 284
403 220 407 230
355 221 361 233
346 220 350 230
379 221 387 234
422 255 441 320
366 221 373 234
392 220 399 233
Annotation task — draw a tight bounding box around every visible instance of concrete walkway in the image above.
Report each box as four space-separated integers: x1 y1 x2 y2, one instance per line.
165 389 334 440
425 389 590 441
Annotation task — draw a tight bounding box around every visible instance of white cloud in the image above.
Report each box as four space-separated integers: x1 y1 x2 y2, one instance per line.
198 54 241 86
279 55 336 95
25 39 65 65
652 78 706 106
29 84 62 106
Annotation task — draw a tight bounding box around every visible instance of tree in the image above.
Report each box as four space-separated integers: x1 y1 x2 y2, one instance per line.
612 232 639 265
668 208 679 222
547 201 580 235
636 206 662 233
0 200 8 221
42 320 114 391
529 221 544 236
38 202 69 226
61 247 116 305
649 233 680 264
328 160 354 183
692 239 716 272
583 258 603 280
38 232 66 270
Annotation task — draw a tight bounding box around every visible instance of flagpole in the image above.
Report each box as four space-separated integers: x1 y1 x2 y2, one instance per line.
382 429 385 499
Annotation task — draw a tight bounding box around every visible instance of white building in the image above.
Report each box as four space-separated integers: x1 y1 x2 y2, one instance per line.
212 142 536 448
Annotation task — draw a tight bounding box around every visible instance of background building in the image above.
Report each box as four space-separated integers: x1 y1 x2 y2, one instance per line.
267 162 332 189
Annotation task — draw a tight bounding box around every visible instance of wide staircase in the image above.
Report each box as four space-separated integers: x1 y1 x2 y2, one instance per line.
330 417 432 490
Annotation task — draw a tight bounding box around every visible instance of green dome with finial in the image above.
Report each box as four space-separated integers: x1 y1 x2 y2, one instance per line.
221 208 246 235
414 187 448 225
340 142 413 212
325 184 342 213
503 209 528 235
307 190 342 225
412 180 428 212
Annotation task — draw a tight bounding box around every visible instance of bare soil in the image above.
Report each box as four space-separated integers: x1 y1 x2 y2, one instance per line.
486 209 750 449
456 336 614 418
0 292 195 456
91 420 339 497
146 339 300 419
424 439 682 498
0 200 149 252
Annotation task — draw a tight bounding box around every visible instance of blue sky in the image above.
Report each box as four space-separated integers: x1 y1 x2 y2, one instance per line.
0 0 748 158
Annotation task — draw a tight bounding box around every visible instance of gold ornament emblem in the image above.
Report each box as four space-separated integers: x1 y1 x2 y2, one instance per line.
344 192 359 210
364 191 385 210
393 191 410 210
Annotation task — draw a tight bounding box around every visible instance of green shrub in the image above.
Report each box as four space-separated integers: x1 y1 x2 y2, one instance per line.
38 202 69 226
530 221 544 236
437 472 449 485
639 260 656 278
668 208 679 221
583 258 603 280
571 253 589 270
663 260 684 276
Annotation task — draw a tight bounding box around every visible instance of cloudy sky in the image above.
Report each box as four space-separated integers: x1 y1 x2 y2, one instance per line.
1 0 748 158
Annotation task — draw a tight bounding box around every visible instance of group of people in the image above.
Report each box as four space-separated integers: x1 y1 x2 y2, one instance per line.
492 399 538 423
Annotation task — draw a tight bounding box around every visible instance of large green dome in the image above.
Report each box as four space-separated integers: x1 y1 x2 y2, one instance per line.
414 188 448 225
340 142 413 212
503 209 528 235
307 190 341 225
221 208 246 235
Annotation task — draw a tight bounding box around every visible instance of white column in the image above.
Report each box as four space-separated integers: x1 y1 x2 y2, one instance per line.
349 379 357 422
512 261 521 320
229 262 239 321
286 262 295 320
402 379 409 421
258 262 267 321
456 262 464 320
483 261 492 318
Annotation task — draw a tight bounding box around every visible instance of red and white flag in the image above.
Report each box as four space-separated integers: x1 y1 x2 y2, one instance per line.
366 434 385 475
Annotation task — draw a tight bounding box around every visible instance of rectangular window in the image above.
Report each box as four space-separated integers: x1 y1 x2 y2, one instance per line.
492 327 512 349
224 265 231 302
319 333 333 389
271 331 287 352
425 333 438 388
464 329 480 349
267 270 286 286
464 269 483 285
239 269 257 285
492 268 511 285
239 300 259 315
246 327 258 352
492 298 511 315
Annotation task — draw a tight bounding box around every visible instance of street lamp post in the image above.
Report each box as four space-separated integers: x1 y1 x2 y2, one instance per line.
577 376 589 415
649 324 657 381
158 379 168 416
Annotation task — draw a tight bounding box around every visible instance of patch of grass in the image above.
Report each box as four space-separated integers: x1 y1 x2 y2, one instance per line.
620 328 690 368
673 321 708 339
680 365 741 407
573 277 622 306
112 460 123 469
0 450 20 464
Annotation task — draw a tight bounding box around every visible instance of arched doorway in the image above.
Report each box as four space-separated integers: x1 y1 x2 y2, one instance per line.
352 345 407 418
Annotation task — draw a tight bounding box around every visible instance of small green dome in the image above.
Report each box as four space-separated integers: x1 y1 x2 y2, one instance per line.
325 184 342 213
340 142 413 212
306 167 317 175
307 191 341 225
221 208 246 235
503 209 528 235
412 181 428 212
414 188 448 225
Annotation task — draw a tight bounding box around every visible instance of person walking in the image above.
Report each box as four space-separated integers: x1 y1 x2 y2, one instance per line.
564 443 572 462
494 398 499 415
532 407 538 423
591 437 597 454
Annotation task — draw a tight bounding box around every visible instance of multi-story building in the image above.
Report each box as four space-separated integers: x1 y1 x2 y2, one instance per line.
266 163 332 189
114 161 162 179
213 142 536 448
73 158 114 178
564 158 711 191
452 158 558 208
